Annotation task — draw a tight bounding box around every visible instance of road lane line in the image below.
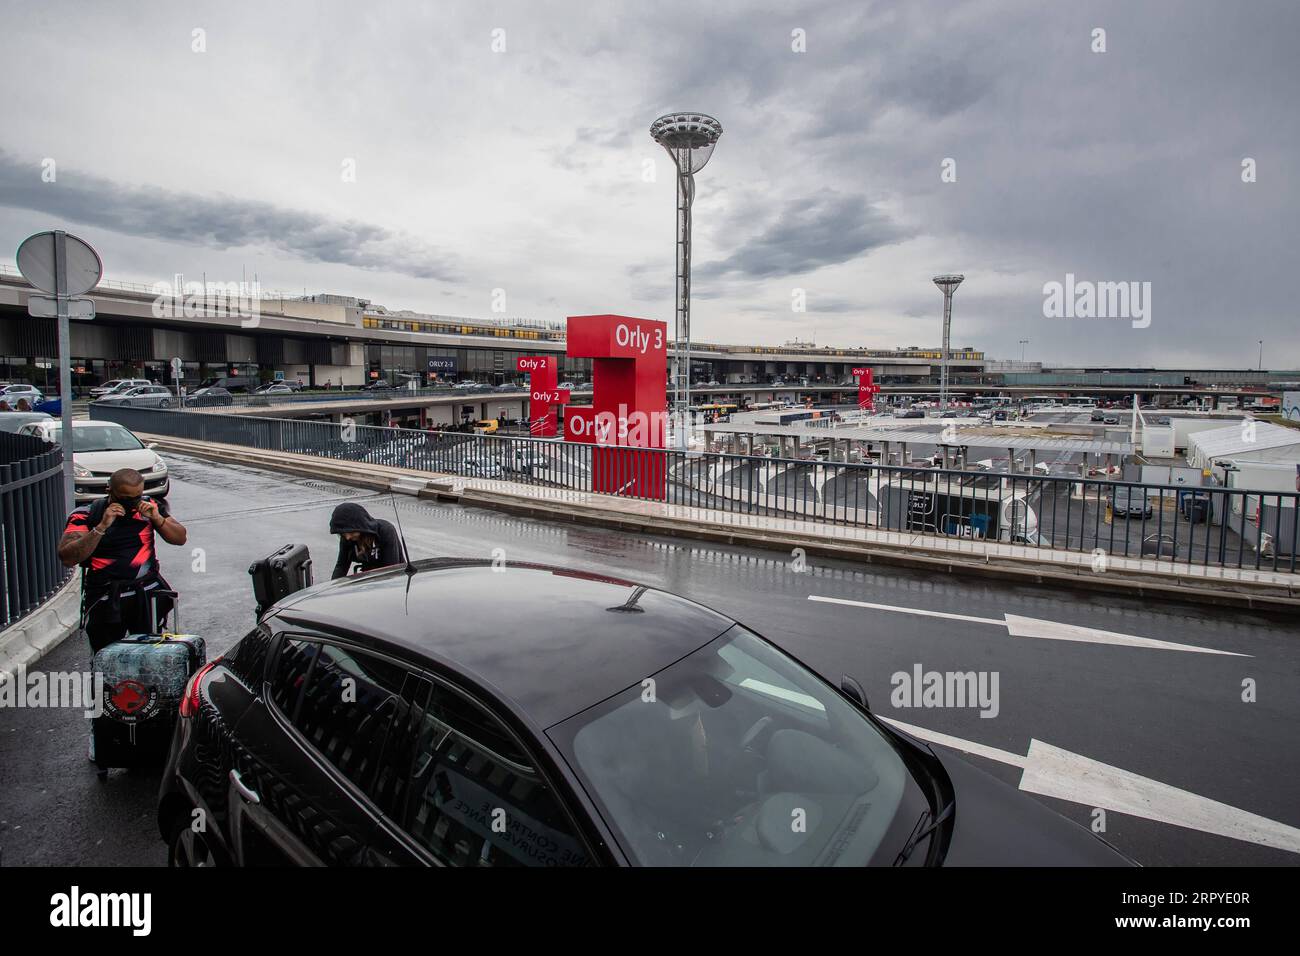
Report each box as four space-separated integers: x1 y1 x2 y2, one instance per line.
809 596 1246 656
882 717 1028 768
881 718 1300 855
807 595 1005 627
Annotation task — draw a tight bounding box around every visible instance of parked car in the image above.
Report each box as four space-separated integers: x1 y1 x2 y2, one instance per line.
252 383 296 397
1 383 44 404
94 384 176 408
157 561 1134 867
458 457 505 478
90 378 151 398
453 380 479 391
0 411 54 433
186 386 234 407
362 380 395 391
1110 486 1153 519
16 419 168 502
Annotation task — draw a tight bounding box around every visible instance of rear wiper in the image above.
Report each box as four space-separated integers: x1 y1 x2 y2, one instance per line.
893 798 954 866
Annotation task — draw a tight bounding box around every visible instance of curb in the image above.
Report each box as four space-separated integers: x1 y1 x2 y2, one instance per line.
0 574 82 682
143 436 1300 614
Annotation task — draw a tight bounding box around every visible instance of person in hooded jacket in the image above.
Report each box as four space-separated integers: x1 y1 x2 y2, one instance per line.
329 502 406 578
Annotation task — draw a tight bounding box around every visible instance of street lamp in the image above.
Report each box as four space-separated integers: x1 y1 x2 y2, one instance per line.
1019 338 1029 362
932 274 964 411
651 111 723 447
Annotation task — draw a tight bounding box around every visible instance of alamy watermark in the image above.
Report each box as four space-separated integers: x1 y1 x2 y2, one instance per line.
890 664 1000 718
151 275 262 328
1043 273 1150 329
0 666 104 718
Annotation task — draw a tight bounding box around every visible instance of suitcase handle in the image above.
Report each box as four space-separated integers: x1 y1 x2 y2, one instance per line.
145 588 179 634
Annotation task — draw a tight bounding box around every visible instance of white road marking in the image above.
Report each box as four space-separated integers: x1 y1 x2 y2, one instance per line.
883 717 1300 855
883 717 1027 768
1004 614 1247 656
808 595 1004 627
809 596 1247 656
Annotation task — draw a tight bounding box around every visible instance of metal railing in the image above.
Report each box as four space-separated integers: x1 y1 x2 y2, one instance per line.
89 405 1300 575
1 433 73 628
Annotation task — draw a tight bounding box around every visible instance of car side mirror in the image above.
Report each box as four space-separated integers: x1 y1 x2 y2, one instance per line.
840 675 869 712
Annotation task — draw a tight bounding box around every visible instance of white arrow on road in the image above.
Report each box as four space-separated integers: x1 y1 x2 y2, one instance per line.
808 596 1248 656
883 717 1300 855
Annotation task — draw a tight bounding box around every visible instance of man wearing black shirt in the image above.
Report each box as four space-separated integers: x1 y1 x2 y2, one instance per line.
59 468 188 651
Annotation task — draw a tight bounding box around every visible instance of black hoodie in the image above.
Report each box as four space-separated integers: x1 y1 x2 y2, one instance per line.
329 503 406 579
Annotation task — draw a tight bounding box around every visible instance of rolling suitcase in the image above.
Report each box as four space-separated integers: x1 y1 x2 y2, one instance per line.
248 543 313 616
90 590 205 779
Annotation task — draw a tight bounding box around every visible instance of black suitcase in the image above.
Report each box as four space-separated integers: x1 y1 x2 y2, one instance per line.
90 590 205 778
248 543 314 615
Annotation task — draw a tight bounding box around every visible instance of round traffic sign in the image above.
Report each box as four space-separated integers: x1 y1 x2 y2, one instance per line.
16 231 103 296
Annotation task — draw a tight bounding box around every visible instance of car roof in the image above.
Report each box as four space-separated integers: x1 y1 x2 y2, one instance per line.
269 560 737 728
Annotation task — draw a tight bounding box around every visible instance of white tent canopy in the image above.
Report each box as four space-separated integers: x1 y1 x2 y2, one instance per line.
1187 422 1300 469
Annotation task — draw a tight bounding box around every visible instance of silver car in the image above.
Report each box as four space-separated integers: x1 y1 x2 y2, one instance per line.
96 384 176 408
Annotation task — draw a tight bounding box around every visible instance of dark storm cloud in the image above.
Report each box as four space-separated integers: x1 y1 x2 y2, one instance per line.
695 190 910 279
0 151 461 281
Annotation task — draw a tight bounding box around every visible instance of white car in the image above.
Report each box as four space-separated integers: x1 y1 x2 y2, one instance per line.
90 378 151 398
16 419 169 503
458 457 504 479
1 383 44 404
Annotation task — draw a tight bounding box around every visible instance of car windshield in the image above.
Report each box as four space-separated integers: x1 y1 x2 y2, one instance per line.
51 424 144 452
549 626 927 866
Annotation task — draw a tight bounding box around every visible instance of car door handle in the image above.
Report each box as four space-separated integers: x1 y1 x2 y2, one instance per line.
230 769 261 805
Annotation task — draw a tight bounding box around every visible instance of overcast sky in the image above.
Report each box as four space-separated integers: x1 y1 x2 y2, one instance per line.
1 0 1296 367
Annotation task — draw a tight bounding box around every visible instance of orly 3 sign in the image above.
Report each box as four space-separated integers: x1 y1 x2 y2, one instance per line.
564 314 668 499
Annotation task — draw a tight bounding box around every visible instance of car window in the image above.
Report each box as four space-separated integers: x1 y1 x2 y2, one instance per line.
401 681 591 867
268 637 318 718
288 642 412 792
50 424 144 452
550 626 923 866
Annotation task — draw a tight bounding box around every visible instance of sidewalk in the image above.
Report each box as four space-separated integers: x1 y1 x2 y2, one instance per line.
140 434 1300 611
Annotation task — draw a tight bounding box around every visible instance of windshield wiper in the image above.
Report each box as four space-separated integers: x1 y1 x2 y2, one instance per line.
892 798 954 866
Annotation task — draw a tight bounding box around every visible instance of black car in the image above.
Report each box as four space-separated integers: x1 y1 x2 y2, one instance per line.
158 561 1133 867
187 386 234 407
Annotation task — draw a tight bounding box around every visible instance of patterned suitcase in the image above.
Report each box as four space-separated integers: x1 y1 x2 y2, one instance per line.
90 592 205 778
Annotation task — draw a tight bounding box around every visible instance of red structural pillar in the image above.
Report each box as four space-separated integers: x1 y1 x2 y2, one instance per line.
853 366 880 411
517 355 566 436
564 314 668 499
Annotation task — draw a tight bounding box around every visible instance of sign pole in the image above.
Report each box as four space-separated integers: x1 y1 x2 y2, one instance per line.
54 231 76 513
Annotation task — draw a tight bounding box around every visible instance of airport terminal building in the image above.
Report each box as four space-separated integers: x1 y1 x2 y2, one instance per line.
0 271 984 392
1 270 1293 397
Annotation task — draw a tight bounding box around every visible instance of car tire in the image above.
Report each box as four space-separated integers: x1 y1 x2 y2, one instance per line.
120 400 131 407
166 813 222 867
159 399 170 408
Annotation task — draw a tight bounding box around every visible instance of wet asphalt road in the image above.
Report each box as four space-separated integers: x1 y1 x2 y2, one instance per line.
1 453 1297 867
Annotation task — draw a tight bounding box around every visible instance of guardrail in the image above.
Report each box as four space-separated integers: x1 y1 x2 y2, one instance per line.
174 385 576 410
1 433 74 628
90 405 1300 574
